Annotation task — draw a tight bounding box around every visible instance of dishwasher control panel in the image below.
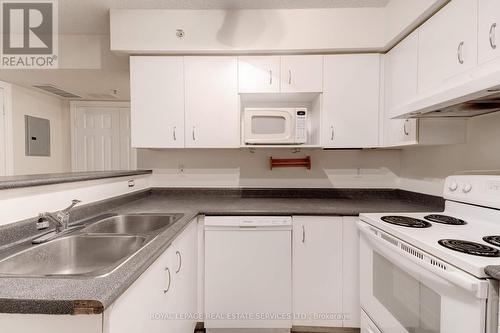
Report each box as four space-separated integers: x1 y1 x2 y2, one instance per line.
205 216 292 227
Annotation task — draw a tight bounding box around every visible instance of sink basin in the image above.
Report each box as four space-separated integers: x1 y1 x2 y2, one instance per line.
82 214 182 235
0 235 146 277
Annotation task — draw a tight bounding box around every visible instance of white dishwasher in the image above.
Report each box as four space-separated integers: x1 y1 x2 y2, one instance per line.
204 216 292 332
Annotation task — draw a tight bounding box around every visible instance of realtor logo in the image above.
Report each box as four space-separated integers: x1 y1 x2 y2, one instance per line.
1 0 58 68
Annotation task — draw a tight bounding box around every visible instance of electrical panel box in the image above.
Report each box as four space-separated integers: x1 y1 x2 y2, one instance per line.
25 115 50 156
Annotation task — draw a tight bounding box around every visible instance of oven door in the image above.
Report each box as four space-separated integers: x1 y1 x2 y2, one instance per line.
359 221 492 333
244 109 294 144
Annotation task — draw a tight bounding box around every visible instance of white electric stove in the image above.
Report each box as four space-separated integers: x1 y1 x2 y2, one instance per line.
358 175 500 333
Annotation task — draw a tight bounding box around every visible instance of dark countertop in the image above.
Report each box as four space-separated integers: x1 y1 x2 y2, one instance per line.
0 188 444 315
485 266 500 280
0 170 152 190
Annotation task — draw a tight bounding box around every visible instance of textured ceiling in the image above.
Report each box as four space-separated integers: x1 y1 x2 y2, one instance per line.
59 0 390 34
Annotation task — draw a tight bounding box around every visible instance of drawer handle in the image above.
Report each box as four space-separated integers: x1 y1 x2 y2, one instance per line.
269 69 273 85
163 267 171 294
173 126 177 141
330 125 334 141
175 250 182 274
288 69 292 85
403 120 409 136
192 127 196 141
490 23 497 50
457 41 464 64
302 225 306 243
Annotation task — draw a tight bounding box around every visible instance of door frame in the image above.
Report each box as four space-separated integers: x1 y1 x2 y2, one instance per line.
0 81 14 176
70 101 136 172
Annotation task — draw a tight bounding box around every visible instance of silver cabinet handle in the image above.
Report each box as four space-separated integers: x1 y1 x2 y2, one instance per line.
288 69 292 85
403 120 409 136
302 225 306 243
173 126 177 141
269 69 273 85
330 125 334 141
490 23 497 49
457 41 464 64
163 267 171 294
175 250 182 274
192 126 196 141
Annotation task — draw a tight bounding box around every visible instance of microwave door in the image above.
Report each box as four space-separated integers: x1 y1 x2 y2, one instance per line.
359 222 488 333
245 111 293 144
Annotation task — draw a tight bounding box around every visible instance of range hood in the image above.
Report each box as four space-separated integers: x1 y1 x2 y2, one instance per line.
393 69 500 119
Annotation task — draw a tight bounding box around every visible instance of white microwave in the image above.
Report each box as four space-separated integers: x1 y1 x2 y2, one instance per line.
243 107 307 145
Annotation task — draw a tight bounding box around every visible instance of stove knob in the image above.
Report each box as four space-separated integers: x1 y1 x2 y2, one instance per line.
462 183 472 193
448 182 458 191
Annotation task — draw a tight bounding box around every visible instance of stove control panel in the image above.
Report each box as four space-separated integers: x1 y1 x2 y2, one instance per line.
445 175 500 209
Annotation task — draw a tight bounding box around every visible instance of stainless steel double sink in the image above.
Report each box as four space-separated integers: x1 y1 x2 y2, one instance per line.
0 214 183 278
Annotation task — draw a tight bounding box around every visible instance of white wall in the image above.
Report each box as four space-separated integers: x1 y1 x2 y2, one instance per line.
139 149 401 188
11 85 71 175
399 112 500 195
110 2 446 54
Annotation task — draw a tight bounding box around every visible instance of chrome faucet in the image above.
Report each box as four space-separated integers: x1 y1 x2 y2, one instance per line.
38 199 82 233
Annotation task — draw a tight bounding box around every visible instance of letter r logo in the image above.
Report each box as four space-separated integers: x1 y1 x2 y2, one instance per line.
2 2 53 54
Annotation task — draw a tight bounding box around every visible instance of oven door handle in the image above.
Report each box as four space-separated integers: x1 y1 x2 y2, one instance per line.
359 223 489 299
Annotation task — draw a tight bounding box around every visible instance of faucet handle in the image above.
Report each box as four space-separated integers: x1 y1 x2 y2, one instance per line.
62 199 82 213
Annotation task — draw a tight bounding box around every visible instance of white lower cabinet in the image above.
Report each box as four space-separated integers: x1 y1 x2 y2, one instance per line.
292 216 360 328
104 219 198 333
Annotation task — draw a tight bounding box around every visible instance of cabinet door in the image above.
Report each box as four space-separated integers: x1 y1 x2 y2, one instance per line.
292 216 343 327
383 32 418 146
185 57 239 148
130 56 184 148
238 56 280 93
322 54 380 148
104 247 175 333
342 217 360 328
280 55 323 93
170 220 198 333
418 0 478 93
478 0 500 64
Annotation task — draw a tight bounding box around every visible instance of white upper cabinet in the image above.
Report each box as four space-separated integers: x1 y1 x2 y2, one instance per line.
418 0 478 93
478 0 500 64
130 56 184 148
184 57 240 148
383 32 418 146
322 54 380 148
280 55 323 93
238 56 281 93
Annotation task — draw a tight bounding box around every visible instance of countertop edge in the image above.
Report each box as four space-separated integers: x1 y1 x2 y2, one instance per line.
0 170 152 190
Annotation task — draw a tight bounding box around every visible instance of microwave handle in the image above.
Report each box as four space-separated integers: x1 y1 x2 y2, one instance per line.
358 222 489 299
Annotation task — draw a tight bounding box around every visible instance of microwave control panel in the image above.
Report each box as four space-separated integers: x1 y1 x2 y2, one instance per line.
295 109 307 143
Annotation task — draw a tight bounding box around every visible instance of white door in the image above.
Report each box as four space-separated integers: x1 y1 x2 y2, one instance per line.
0 87 5 176
418 0 478 93
280 55 323 93
323 54 380 148
238 56 280 93
184 57 239 148
104 247 175 333
73 106 135 171
130 56 184 148
384 32 418 146
170 220 198 332
292 216 343 327
478 0 500 64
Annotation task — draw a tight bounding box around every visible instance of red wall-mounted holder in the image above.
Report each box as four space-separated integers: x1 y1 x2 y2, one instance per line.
270 156 311 170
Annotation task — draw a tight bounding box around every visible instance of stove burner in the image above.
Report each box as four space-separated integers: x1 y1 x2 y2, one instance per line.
381 216 432 228
483 236 500 247
438 239 500 257
424 214 467 225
